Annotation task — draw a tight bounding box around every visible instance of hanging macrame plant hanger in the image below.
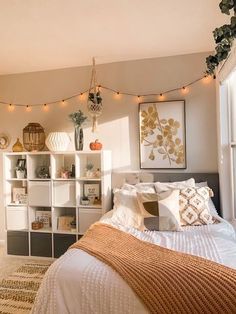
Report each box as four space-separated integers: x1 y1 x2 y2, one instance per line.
87 58 102 132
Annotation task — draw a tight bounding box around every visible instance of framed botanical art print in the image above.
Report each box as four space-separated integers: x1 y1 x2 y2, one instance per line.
139 100 186 169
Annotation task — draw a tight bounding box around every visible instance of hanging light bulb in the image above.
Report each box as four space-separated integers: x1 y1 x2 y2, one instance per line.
158 93 165 101
61 100 67 108
43 104 49 112
8 104 15 112
26 105 32 112
181 86 189 94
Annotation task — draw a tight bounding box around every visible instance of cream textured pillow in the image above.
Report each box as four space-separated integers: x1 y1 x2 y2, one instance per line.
179 187 218 226
154 178 195 194
122 183 156 193
111 189 144 230
137 190 181 231
195 182 218 216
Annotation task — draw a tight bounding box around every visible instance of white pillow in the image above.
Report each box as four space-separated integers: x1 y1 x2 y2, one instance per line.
195 182 218 216
122 183 156 193
111 189 144 230
154 178 195 193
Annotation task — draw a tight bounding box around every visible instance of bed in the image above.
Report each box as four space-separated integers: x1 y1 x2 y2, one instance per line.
31 173 236 314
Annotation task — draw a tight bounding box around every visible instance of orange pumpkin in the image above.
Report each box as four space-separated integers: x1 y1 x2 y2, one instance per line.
90 139 102 150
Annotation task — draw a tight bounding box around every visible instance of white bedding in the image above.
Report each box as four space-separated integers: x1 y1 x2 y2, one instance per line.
32 216 236 314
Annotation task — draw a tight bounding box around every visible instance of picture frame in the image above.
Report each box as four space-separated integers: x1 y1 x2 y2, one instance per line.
139 100 186 169
84 183 100 205
16 158 26 169
13 187 27 204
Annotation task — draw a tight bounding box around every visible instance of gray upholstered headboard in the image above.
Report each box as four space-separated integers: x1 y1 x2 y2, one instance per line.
112 172 220 216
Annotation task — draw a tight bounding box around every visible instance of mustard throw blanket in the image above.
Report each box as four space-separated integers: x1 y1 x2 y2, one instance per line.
70 223 236 314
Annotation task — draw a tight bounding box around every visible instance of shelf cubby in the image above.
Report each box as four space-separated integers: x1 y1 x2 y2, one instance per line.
27 153 50 180
28 181 51 206
76 152 101 179
29 206 52 232
51 153 75 179
52 207 77 234
4 154 27 180
5 180 28 206
53 181 76 207
78 208 102 234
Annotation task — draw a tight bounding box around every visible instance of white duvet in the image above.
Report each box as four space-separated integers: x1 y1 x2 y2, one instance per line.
32 216 236 314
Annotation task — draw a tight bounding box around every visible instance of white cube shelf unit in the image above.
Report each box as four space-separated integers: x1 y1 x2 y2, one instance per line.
3 150 112 258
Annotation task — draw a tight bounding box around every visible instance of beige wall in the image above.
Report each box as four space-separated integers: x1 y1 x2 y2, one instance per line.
0 52 217 239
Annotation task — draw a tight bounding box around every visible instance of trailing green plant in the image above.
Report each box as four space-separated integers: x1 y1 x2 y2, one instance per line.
88 91 102 104
69 110 87 127
206 0 236 75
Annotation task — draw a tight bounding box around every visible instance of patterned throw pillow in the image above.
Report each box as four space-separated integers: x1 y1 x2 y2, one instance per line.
179 187 218 226
137 190 181 231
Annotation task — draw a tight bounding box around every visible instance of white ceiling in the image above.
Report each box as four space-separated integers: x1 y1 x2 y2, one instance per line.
0 0 228 74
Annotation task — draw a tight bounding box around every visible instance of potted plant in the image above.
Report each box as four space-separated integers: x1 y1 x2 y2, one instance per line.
68 110 87 151
88 91 103 132
81 196 90 205
85 162 94 178
15 165 26 179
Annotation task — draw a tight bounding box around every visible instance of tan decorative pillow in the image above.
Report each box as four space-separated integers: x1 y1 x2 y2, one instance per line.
137 190 181 231
179 187 218 226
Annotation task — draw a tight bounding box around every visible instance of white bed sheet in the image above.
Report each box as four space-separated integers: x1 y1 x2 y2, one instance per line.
32 216 236 314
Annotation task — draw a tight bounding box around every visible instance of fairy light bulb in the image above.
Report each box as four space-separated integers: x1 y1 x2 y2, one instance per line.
114 91 121 100
61 99 67 108
202 74 212 84
43 103 49 112
159 93 165 101
181 86 189 94
79 92 85 101
8 104 15 112
26 105 32 112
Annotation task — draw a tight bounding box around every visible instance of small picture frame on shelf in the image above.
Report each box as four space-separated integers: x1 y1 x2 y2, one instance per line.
13 187 27 204
84 183 100 205
57 216 75 231
16 158 26 169
35 210 51 228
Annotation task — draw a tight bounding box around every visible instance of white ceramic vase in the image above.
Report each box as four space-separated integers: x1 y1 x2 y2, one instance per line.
45 132 70 152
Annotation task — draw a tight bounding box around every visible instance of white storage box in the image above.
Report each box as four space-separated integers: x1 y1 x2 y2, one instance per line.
7 206 28 230
79 208 102 234
28 181 51 206
53 181 76 207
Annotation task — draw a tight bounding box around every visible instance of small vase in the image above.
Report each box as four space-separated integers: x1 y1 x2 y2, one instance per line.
12 138 23 152
45 132 70 152
16 170 25 179
75 127 83 151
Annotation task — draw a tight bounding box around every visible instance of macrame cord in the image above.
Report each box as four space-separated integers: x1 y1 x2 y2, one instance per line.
87 58 103 132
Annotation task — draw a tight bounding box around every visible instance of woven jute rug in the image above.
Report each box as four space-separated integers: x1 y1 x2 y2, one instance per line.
0 263 51 314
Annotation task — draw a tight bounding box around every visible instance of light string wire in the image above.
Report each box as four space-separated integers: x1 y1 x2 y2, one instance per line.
3 74 212 110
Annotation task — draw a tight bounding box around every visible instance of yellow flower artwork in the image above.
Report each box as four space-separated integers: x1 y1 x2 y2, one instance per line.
139 101 186 169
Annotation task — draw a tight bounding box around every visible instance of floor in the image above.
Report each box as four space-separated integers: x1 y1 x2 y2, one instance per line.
0 243 52 281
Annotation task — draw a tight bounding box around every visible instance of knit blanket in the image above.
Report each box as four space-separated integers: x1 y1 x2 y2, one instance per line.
70 222 236 314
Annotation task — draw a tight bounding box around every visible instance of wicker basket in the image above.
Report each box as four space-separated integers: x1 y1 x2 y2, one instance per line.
23 123 45 151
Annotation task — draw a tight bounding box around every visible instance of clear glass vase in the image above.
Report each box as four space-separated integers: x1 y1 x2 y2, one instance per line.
74 126 84 151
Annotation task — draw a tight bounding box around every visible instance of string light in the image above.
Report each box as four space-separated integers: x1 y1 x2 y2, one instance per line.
79 92 86 101
26 105 32 112
61 99 67 108
1 74 213 112
181 86 189 94
8 104 14 112
43 104 49 112
202 74 212 84
158 93 165 101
